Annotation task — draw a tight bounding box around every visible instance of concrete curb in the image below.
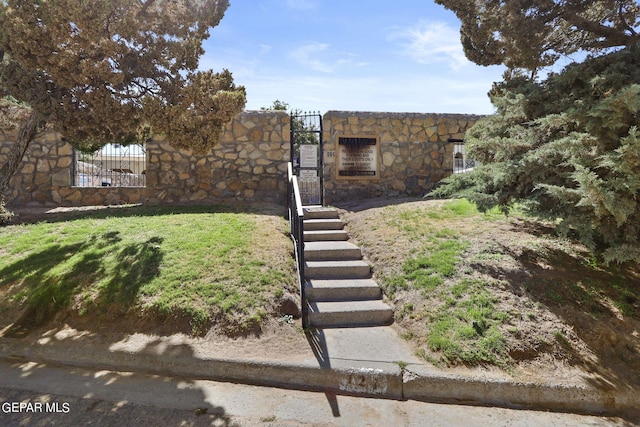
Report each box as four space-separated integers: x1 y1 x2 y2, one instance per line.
0 338 403 400
1 337 637 416
402 365 638 415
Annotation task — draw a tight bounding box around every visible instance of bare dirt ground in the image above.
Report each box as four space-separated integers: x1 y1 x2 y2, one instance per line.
3 201 640 393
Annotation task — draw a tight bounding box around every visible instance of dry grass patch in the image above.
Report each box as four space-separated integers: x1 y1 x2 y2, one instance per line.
340 198 640 386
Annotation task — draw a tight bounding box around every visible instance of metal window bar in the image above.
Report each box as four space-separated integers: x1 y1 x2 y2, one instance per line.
74 143 147 187
287 162 308 327
450 139 478 174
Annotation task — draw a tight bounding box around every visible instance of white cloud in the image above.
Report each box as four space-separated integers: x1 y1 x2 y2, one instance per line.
290 42 333 73
289 42 361 73
199 48 261 79
390 20 470 71
285 0 316 10
259 44 272 55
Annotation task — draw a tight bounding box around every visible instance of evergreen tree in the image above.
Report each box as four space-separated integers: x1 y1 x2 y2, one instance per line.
435 0 640 75
262 100 319 149
433 47 640 263
433 1 640 263
0 0 246 222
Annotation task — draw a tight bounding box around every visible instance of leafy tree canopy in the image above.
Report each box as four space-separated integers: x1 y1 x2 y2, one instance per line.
432 47 640 263
0 0 246 223
261 99 289 111
0 0 246 152
434 1 640 263
262 100 319 147
435 0 640 73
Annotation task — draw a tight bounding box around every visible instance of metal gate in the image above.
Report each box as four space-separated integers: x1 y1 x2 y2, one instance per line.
290 111 323 206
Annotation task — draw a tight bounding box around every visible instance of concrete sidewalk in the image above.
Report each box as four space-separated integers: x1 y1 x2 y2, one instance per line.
0 325 637 417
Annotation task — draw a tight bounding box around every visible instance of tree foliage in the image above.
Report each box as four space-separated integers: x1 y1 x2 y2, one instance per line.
0 0 245 150
435 0 640 73
0 0 246 221
432 47 640 263
434 1 640 263
262 99 289 111
262 99 319 148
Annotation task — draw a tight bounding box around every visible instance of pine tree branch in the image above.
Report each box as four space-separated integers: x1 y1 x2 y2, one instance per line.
618 4 638 36
558 7 639 48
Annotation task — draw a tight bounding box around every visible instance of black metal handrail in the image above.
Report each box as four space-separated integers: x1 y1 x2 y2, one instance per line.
287 162 308 327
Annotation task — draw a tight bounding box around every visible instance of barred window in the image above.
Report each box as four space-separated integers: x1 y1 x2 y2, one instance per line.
73 144 146 187
452 141 478 174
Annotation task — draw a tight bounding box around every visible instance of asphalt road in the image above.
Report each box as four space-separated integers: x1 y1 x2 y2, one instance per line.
0 359 635 427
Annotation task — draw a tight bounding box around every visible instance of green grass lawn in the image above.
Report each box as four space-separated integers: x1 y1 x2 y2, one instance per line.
0 206 296 335
379 200 512 366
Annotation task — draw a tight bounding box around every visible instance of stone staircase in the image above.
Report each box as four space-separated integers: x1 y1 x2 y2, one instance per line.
302 206 393 328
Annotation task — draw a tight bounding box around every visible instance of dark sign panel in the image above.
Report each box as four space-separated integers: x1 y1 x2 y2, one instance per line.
337 136 379 179
338 137 377 146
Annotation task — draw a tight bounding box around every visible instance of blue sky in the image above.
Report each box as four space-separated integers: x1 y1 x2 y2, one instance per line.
201 0 506 114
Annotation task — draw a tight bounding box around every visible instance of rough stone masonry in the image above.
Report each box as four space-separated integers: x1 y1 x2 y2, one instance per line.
1 110 481 207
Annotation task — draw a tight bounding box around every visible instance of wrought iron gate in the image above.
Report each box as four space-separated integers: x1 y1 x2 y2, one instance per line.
290 111 323 205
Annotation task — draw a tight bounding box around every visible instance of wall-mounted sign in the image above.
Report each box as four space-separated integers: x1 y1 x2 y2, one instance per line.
298 170 321 204
336 136 379 180
299 144 318 168
298 169 318 182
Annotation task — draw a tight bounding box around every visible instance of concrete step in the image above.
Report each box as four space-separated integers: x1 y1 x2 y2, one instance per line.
303 206 339 220
308 300 394 328
304 260 371 279
304 230 349 242
303 218 344 231
304 241 362 261
305 279 382 302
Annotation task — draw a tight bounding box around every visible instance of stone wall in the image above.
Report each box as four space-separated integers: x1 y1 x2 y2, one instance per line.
0 131 74 206
1 110 289 207
322 111 482 203
2 109 482 208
